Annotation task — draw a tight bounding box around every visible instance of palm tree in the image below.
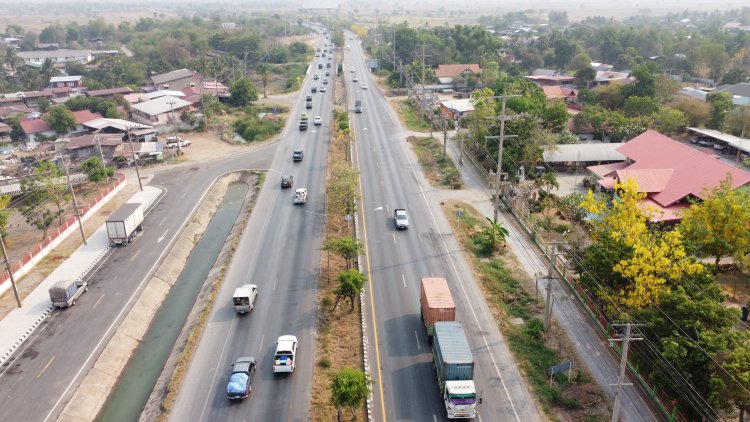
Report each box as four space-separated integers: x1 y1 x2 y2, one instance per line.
482 217 510 252
3 47 22 74
40 58 60 83
257 63 270 99
538 171 559 195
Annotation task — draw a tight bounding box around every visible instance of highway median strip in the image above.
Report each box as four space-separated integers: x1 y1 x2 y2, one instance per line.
310 94 369 421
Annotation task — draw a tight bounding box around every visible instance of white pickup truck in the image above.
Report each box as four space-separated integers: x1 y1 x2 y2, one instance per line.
293 188 308 204
272 335 298 373
394 208 410 229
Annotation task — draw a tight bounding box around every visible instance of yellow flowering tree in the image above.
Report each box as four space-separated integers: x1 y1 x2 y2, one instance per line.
582 179 703 309
678 176 750 272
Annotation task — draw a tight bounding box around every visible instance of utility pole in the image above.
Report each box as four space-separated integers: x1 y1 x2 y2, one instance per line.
94 130 104 164
609 323 643 422
456 117 465 179
416 43 430 88
543 244 557 331
62 157 87 245
485 91 520 221
125 127 143 191
166 100 182 155
0 232 21 307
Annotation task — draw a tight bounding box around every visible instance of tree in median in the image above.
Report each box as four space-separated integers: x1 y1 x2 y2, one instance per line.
330 367 371 418
44 106 77 135
323 236 363 270
332 269 366 311
328 163 359 216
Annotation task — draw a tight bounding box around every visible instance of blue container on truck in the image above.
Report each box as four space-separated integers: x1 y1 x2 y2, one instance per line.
432 321 477 419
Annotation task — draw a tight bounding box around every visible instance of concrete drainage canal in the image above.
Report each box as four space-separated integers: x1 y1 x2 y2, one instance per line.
97 173 258 422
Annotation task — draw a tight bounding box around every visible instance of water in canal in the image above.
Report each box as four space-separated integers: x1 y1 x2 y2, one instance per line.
97 182 249 422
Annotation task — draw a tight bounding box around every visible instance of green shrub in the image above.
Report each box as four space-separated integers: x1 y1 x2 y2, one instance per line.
318 356 332 368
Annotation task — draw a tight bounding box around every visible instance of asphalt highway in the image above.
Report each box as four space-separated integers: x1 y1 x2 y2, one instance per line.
344 34 545 422
0 147 275 422
169 35 334 422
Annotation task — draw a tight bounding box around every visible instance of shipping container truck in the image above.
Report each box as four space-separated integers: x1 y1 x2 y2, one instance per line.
432 321 477 419
106 202 144 246
421 277 456 340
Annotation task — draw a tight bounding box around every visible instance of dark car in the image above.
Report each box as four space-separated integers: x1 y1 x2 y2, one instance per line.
306 95 313 101
306 101 313 109
281 175 293 188
227 357 256 400
293 150 304 162
299 120 308 131
311 86 317 93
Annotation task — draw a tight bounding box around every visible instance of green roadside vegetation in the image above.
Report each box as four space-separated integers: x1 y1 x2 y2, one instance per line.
409 136 460 188
398 100 432 132
443 201 609 421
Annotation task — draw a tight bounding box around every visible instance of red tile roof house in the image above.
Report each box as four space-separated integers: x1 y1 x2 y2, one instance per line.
435 64 482 88
540 85 577 102
587 130 750 223
20 110 103 145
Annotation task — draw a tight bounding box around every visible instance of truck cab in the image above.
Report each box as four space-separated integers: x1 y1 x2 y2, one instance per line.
272 335 298 373
444 380 478 419
232 284 258 314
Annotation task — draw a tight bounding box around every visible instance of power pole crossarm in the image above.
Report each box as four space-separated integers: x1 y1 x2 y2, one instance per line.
609 323 643 422
485 91 521 221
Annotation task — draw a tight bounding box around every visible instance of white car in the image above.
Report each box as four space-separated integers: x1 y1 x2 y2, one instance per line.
167 139 191 148
350 66 356 73
352 76 359 82
320 86 327 92
361 84 368 89
313 116 322 125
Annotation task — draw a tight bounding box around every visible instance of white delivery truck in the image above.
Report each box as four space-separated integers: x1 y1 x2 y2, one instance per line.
106 203 144 246
232 284 258 314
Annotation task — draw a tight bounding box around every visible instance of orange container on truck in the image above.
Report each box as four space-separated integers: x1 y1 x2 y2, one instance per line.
420 277 456 339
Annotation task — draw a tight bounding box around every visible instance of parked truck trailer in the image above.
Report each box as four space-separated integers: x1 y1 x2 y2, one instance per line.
106 202 144 246
433 321 478 419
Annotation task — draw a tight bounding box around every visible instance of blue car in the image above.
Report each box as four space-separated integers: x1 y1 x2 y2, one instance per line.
227 357 256 400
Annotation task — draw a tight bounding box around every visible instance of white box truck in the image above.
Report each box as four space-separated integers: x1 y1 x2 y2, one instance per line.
232 284 258 314
106 203 144 246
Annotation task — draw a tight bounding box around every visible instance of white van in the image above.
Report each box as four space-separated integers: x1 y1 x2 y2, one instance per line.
232 284 258 314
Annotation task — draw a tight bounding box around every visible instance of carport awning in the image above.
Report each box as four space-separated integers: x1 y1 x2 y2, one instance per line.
543 143 626 163
687 127 750 154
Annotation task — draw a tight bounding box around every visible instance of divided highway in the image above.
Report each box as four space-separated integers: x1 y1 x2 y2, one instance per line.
344 34 545 421
0 149 275 422
169 36 334 421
